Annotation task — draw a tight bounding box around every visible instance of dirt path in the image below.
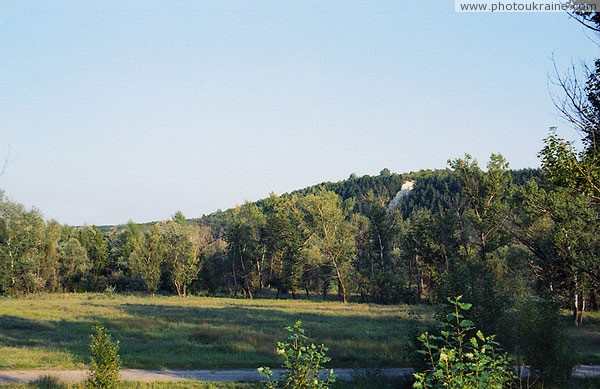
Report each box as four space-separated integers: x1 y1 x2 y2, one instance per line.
0 368 414 385
0 366 598 385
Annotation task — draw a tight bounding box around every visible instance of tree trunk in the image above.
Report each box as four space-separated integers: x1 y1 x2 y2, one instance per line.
574 292 581 326
331 259 348 304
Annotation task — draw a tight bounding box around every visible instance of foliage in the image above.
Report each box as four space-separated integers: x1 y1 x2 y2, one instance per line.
299 190 356 303
86 323 121 389
258 321 336 389
413 296 515 389
0 191 46 295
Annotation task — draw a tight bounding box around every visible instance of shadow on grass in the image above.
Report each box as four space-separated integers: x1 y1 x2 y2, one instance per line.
0 301 425 370
116 304 423 369
0 315 91 366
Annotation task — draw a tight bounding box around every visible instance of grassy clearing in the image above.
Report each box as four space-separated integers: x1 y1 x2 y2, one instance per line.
0 293 433 370
565 310 600 365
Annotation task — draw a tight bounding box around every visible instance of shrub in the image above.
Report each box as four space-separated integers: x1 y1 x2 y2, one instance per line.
413 296 515 389
31 375 65 389
86 323 121 389
258 321 336 389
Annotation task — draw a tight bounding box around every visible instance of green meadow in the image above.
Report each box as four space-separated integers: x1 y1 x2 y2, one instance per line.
0 293 433 370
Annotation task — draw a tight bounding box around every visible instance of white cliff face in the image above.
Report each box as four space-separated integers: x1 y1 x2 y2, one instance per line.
388 181 415 210
401 181 414 191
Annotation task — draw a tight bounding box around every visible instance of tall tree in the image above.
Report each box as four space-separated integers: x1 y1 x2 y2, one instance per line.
262 193 307 298
130 224 165 295
0 192 46 295
159 212 203 297
58 237 90 292
225 203 266 298
299 190 356 303
76 225 109 289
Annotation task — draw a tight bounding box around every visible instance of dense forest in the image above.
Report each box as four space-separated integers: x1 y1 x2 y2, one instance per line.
0 9 599 385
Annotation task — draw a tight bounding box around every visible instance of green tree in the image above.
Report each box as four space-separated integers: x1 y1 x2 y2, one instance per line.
538 12 600 319
225 203 267 298
446 154 514 331
58 237 90 292
0 192 46 295
129 224 165 295
353 191 403 303
159 212 205 297
449 154 512 262
76 225 109 289
41 220 62 292
299 190 356 303
262 193 307 298
511 180 599 324
86 323 121 389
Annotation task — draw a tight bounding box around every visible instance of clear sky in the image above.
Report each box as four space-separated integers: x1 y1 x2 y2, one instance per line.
0 1 597 226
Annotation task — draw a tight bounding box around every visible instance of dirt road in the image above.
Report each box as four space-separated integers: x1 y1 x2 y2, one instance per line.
0 366 598 385
0 368 414 385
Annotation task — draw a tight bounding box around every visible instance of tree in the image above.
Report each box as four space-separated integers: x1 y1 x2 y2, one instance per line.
449 154 512 263
225 203 266 298
76 225 109 289
353 191 403 303
41 220 62 292
129 224 165 295
511 180 599 324
445 154 516 334
159 212 203 297
87 323 121 389
299 190 356 303
262 193 307 298
0 192 46 295
539 9 600 320
58 237 90 292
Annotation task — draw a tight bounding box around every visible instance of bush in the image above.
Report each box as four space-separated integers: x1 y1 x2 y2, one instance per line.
258 321 336 389
31 375 66 389
86 323 121 389
413 296 515 389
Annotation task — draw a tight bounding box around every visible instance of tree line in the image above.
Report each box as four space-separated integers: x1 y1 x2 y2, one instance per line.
0 159 597 312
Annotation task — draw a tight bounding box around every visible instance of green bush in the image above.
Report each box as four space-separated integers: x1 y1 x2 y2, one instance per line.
31 375 66 389
86 323 121 389
258 321 336 389
413 296 515 389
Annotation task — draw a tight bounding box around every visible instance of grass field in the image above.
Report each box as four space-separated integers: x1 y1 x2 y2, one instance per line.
0 292 598 377
0 293 433 370
565 310 600 365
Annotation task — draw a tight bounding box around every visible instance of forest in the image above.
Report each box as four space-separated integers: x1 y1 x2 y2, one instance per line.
0 9 599 387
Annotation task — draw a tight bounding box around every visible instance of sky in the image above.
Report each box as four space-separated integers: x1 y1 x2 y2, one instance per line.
0 1 598 226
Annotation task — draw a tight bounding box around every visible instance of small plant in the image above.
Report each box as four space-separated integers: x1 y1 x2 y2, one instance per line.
104 285 116 296
31 375 65 389
413 296 515 389
258 320 336 389
86 323 121 389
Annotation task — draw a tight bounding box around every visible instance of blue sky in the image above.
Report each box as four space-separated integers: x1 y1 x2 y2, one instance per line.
0 1 597 225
